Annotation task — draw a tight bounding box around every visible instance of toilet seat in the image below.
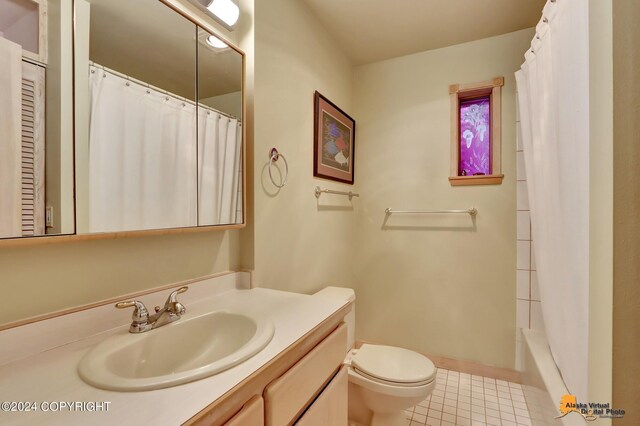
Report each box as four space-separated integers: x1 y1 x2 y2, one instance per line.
351 344 436 386
352 366 433 387
347 365 436 399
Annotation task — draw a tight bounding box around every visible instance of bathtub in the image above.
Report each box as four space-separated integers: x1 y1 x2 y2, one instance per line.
521 329 587 426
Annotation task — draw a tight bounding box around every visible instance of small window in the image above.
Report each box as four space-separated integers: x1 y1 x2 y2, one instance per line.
449 77 504 186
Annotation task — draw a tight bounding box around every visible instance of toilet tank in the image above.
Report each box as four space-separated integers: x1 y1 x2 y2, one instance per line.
314 287 356 351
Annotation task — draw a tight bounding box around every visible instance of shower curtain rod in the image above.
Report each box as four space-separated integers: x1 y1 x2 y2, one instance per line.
89 62 240 121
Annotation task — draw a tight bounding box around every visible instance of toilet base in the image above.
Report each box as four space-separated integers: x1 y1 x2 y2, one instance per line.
348 376 431 426
371 410 407 426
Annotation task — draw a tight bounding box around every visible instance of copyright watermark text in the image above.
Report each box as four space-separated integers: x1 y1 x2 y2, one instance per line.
1 401 111 412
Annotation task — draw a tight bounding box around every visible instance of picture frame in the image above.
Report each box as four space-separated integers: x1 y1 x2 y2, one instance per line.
314 91 356 184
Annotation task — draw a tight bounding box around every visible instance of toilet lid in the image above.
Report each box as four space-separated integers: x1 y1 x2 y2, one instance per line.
351 344 436 385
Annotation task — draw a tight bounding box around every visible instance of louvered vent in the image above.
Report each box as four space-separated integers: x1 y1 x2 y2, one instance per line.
20 61 45 237
21 77 36 236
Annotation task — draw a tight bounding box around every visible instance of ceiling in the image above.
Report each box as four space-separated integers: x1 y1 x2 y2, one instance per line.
302 0 546 64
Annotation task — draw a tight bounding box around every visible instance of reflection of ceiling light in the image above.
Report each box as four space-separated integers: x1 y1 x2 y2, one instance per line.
197 30 231 53
206 35 228 49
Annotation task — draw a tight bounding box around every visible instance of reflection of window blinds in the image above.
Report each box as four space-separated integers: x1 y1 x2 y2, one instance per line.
21 61 45 236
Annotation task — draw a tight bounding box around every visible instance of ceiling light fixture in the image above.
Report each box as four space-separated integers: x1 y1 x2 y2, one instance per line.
192 0 240 30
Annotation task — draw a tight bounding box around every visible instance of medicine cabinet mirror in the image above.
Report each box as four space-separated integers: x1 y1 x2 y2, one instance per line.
73 0 245 234
0 0 244 241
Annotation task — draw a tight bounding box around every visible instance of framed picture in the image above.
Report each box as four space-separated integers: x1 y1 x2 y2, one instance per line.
314 91 356 184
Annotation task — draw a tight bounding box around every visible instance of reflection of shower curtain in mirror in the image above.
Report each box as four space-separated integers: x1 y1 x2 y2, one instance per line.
198 111 242 225
88 66 198 232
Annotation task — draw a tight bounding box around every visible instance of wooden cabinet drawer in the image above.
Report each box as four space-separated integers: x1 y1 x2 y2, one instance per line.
223 395 264 426
264 323 347 426
295 366 347 426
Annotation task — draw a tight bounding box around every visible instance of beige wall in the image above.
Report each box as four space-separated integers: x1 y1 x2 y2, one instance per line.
249 0 357 294
612 0 640 422
237 0 255 272
351 29 533 369
0 231 240 325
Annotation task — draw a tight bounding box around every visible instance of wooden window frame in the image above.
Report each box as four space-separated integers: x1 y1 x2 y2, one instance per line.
449 77 504 186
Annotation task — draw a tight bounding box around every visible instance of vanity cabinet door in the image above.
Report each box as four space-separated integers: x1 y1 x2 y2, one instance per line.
222 395 264 426
295 366 348 426
264 323 347 426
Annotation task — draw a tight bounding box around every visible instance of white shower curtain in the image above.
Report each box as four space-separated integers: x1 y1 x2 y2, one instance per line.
88 64 242 232
88 65 198 232
515 0 589 400
0 37 23 238
198 110 242 225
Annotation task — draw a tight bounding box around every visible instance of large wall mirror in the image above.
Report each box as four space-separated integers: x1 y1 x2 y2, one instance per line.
0 0 244 241
0 0 76 239
74 0 245 234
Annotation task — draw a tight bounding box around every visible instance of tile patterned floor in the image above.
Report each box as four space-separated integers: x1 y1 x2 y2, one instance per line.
405 368 532 426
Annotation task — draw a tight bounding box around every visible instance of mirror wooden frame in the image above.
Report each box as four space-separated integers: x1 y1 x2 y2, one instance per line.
0 0 247 247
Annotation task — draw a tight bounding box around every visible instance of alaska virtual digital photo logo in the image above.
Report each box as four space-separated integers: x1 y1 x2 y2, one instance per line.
556 394 625 421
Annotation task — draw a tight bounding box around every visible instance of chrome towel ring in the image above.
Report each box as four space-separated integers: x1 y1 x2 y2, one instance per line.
268 148 288 188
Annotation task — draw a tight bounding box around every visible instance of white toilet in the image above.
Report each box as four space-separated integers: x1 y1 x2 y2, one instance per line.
315 287 436 426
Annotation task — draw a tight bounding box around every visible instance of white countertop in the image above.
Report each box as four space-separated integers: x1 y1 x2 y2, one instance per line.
0 283 347 425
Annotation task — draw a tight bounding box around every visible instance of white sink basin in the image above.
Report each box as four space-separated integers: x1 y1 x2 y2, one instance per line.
78 311 275 391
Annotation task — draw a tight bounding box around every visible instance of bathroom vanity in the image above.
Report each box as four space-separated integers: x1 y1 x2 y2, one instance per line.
194 322 348 426
0 272 351 425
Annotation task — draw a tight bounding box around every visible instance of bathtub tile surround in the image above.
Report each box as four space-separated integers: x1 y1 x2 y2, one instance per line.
405 368 532 426
514 96 544 372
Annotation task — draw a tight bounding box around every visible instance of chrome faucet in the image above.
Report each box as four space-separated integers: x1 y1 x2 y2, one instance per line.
115 286 188 333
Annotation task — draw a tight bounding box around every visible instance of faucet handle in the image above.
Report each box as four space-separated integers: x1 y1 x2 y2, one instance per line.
115 300 149 323
167 286 189 302
163 286 188 315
